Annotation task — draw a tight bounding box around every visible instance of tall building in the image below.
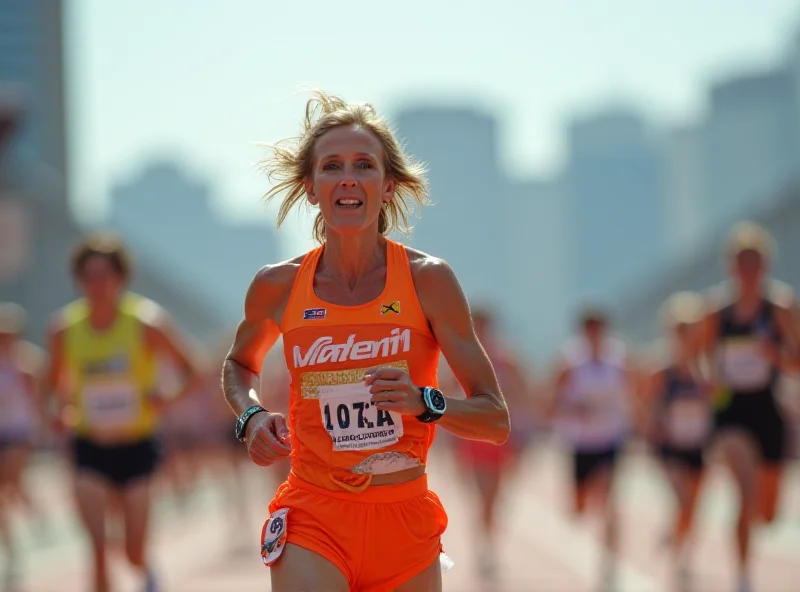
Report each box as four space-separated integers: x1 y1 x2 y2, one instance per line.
109 161 280 325
786 26 800 150
507 178 570 362
663 124 707 256
703 68 800 225
0 0 68 196
565 107 668 301
393 107 510 306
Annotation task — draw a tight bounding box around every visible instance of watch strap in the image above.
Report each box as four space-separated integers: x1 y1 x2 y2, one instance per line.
416 387 445 423
236 405 268 442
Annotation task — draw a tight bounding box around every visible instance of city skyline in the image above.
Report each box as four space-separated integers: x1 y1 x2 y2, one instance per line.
76 20 800 362
64 0 800 258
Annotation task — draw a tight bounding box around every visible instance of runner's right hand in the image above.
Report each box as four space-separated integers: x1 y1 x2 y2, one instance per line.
245 411 292 467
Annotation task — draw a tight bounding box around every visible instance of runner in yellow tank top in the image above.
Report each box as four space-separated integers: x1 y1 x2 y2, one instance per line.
222 91 511 592
40 233 201 592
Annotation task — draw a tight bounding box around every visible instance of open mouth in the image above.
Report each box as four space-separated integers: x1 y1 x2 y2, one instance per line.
335 199 363 210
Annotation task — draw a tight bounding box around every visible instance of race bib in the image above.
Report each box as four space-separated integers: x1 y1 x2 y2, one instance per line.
560 394 625 447
570 396 614 430
82 381 140 429
666 399 710 448
720 341 771 390
319 379 404 451
261 507 289 567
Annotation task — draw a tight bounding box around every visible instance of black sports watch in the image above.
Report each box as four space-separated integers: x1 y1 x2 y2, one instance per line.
417 387 447 423
235 405 268 442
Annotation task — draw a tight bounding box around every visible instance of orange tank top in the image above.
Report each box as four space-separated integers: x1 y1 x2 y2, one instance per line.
280 239 440 493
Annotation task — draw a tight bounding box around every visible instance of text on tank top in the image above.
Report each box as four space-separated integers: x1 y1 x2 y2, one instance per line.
660 367 710 448
63 293 158 439
717 299 780 392
280 240 441 493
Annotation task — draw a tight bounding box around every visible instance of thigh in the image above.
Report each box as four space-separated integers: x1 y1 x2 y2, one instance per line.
74 472 109 544
121 479 152 553
270 543 349 592
394 556 442 592
712 430 760 500
363 491 447 592
758 463 783 522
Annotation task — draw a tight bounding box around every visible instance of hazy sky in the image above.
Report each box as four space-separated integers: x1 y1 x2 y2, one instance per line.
64 0 799 257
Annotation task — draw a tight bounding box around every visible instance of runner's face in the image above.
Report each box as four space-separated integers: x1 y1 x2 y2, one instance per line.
306 125 394 238
77 255 124 306
583 320 604 345
732 249 765 289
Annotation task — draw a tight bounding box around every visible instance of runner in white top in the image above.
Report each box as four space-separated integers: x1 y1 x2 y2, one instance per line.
550 306 637 592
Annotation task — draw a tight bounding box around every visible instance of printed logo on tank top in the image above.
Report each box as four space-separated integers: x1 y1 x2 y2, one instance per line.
292 327 411 369
302 308 327 320
82 354 130 376
380 300 401 315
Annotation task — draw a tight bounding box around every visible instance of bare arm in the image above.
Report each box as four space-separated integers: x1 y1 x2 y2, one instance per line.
546 361 571 419
14 341 45 423
141 304 202 404
222 264 294 417
415 259 510 445
38 318 69 427
774 304 800 374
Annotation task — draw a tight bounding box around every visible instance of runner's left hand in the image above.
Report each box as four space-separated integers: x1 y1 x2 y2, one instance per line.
365 366 426 416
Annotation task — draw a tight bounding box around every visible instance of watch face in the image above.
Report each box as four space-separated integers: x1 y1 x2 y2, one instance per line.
429 389 446 412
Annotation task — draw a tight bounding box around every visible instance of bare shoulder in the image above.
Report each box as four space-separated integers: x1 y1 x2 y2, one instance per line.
769 294 798 325
253 254 305 288
249 255 305 299
46 307 71 340
15 340 46 374
702 282 731 318
134 297 170 331
404 246 456 287
768 278 796 310
243 255 307 323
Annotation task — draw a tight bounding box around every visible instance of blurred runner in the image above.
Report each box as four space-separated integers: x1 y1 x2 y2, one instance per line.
550 306 637 592
698 222 800 592
641 291 711 586
40 232 201 592
440 306 532 580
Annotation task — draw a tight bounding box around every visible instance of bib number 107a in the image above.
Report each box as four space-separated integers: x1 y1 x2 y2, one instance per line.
322 401 395 431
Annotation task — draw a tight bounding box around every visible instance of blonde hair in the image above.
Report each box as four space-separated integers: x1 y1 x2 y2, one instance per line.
658 291 704 331
725 221 776 263
258 90 429 243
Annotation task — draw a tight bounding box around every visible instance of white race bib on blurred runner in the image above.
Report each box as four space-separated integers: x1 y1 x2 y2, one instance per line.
720 341 771 390
666 399 710 448
83 381 140 429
